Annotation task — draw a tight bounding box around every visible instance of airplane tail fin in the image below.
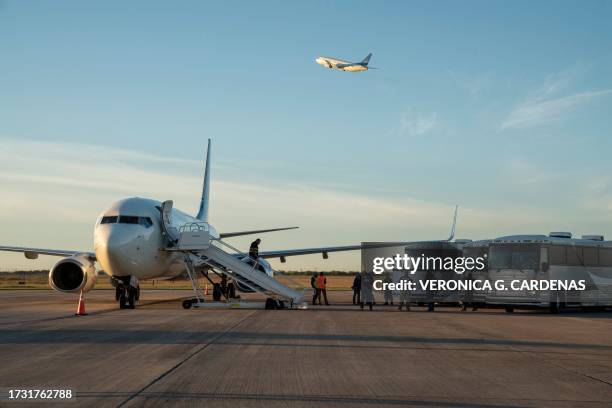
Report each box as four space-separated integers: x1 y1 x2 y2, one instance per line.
361 53 372 65
446 205 459 241
196 139 211 222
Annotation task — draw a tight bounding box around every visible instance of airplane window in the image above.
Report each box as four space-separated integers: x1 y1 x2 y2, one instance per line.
101 216 118 224
119 216 139 224
113 215 152 227
139 217 153 228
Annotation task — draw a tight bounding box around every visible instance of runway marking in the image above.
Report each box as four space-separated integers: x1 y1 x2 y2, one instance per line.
115 309 258 408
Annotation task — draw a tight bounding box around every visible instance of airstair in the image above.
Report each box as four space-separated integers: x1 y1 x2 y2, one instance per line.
201 245 303 305
160 201 304 309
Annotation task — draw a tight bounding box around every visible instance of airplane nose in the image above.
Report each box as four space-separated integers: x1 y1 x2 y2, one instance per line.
94 225 139 276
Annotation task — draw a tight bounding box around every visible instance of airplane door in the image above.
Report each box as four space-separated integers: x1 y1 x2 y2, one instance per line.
160 200 180 245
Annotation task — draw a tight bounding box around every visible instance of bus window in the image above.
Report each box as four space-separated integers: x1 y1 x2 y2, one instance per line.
489 246 512 269
549 246 565 265
566 247 583 266
599 248 612 266
512 248 539 269
583 247 598 266
489 245 539 270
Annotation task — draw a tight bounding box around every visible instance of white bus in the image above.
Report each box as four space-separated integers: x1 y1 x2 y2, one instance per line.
486 232 612 313
403 241 464 304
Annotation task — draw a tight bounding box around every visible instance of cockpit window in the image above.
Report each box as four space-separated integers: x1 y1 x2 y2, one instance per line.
101 216 118 224
139 217 153 228
100 215 153 228
119 216 139 224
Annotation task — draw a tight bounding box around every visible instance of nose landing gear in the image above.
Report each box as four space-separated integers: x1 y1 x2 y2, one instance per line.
111 276 140 309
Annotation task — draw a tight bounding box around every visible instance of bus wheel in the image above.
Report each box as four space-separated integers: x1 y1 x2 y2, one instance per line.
550 301 560 314
182 299 192 309
504 306 514 313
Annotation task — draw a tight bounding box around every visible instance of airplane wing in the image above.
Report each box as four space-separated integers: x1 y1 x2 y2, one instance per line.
256 242 408 260
256 206 459 261
258 244 363 260
220 227 299 239
0 246 95 260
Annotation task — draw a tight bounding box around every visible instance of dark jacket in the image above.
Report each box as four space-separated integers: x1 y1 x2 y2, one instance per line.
249 241 259 259
352 275 362 291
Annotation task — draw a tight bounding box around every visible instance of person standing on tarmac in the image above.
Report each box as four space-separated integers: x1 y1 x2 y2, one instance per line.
383 273 394 306
351 273 361 305
398 270 411 311
310 272 319 305
220 274 228 297
360 272 375 311
425 269 436 312
249 238 261 260
316 272 329 305
227 278 237 299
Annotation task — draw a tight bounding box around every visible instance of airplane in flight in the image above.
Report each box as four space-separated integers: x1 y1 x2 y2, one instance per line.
315 53 376 72
0 140 388 309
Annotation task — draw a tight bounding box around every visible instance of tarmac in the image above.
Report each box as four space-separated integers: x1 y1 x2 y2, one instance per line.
0 289 611 407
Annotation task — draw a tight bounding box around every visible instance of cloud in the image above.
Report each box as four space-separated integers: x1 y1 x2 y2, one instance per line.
0 138 199 166
0 137 452 226
535 63 589 98
399 109 438 137
501 89 612 130
499 63 609 130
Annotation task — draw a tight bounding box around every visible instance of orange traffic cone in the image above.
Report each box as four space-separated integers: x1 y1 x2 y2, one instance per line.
76 291 87 316
204 284 209 296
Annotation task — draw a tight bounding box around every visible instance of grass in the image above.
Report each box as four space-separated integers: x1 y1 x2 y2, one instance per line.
0 271 357 291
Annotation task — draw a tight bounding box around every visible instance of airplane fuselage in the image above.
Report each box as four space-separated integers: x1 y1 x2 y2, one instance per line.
315 56 369 72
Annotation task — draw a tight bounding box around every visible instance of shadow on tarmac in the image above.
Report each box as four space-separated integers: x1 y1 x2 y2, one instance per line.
76 390 528 408
0 329 610 351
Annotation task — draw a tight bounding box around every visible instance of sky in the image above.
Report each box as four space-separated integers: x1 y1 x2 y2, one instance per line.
1 0 612 271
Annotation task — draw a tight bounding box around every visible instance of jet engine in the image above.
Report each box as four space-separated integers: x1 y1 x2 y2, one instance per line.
49 255 97 293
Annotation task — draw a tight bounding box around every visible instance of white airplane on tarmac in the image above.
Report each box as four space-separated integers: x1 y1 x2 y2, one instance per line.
315 53 376 72
0 140 389 309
